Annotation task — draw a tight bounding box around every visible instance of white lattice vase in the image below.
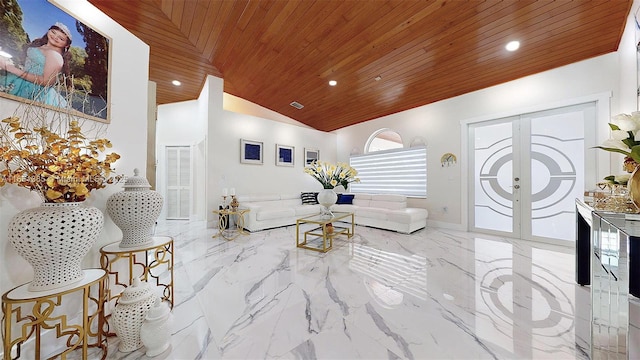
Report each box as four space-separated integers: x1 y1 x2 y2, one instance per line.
7 202 103 292
107 169 163 248
140 298 173 357
112 277 157 352
317 188 338 217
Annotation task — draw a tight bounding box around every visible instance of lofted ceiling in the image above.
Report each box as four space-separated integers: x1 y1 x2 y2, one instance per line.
88 0 632 132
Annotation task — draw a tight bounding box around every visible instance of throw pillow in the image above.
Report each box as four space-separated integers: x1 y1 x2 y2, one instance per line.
301 192 319 205
336 194 355 204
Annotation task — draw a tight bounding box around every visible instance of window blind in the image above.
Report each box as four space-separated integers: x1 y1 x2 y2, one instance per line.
349 146 426 197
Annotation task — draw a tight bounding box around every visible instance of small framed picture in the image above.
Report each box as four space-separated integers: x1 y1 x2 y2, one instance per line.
305 148 319 165
240 139 263 164
276 144 295 166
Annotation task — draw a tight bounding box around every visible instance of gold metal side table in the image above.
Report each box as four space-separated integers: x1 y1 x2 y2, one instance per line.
99 236 174 311
212 208 250 240
2 269 109 360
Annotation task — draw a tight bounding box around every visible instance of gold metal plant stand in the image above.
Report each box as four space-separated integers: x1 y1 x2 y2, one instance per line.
212 208 250 240
99 236 174 311
2 269 109 360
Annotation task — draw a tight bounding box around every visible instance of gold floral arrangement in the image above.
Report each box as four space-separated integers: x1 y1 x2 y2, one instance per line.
0 107 121 203
304 160 360 189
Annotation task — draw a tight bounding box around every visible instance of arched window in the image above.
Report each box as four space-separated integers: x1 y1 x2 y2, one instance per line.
366 128 403 152
350 129 427 197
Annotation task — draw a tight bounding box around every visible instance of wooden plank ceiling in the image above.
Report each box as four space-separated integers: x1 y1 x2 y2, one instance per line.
89 0 632 132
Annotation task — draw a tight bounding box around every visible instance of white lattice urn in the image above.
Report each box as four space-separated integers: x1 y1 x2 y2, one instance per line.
107 169 163 248
317 188 338 216
140 298 173 357
7 202 103 292
112 277 157 353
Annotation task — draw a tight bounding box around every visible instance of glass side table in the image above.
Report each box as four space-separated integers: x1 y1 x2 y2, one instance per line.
2 269 109 360
99 236 174 310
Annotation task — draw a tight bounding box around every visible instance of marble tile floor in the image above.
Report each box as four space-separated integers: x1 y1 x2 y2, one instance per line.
103 220 592 360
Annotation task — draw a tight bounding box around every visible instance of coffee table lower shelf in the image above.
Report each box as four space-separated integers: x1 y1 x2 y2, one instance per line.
296 212 354 253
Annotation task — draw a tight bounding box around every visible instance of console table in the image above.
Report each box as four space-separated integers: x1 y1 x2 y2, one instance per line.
99 236 174 310
576 199 640 358
2 269 108 360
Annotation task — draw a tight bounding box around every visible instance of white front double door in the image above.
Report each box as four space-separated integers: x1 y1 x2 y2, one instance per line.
469 103 595 243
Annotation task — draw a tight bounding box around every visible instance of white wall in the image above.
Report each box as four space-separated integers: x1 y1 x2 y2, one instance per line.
0 0 149 295
156 100 205 219
156 76 337 226
336 49 633 230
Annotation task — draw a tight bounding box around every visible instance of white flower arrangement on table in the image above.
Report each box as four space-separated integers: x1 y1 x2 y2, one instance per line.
595 112 640 183
303 160 360 189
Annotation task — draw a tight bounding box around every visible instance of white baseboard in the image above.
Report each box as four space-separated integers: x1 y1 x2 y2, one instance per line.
426 219 466 231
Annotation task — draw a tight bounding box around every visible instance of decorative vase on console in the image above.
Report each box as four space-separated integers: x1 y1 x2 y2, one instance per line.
0 112 121 291
8 202 103 291
303 160 360 218
107 169 164 248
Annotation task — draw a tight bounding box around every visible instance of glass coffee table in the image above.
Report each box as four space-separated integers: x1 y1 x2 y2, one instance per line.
296 212 354 252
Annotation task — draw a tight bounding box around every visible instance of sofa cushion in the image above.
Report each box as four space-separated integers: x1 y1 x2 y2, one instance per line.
369 200 406 210
353 194 371 207
387 208 428 224
280 193 301 200
237 194 280 203
357 207 389 220
256 208 295 221
301 192 318 205
294 205 320 217
281 199 302 207
355 193 373 200
370 194 406 202
336 193 355 204
331 204 357 213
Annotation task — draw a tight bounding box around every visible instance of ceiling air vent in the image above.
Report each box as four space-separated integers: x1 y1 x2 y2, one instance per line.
290 101 304 110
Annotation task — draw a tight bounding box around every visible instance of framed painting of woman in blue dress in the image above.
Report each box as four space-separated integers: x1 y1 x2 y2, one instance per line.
0 0 111 123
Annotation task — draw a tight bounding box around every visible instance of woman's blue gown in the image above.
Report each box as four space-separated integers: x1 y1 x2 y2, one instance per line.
0 47 67 107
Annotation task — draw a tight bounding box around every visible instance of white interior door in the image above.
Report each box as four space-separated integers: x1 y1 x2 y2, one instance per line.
165 146 191 220
469 103 594 243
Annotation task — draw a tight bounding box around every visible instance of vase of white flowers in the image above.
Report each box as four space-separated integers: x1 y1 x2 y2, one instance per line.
304 161 359 216
595 112 640 210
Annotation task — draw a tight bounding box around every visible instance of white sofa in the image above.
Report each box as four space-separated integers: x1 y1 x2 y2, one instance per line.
236 193 428 234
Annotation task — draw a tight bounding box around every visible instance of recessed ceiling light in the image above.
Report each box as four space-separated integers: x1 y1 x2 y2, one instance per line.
172 80 181 86
505 41 520 52
328 80 337 86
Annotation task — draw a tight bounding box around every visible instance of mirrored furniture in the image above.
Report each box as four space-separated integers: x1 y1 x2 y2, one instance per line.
583 203 639 359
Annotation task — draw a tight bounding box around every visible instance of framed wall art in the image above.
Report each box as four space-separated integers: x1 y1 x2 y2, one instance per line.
241 139 263 164
305 148 319 165
276 144 294 167
0 0 111 123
